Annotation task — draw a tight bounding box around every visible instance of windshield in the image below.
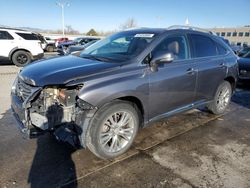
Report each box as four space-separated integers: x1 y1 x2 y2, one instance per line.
74 37 83 42
80 32 157 62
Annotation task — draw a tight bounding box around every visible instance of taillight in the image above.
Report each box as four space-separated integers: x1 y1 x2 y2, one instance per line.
38 41 41 45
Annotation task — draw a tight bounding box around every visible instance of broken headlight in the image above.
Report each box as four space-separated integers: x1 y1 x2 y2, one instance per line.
42 85 83 107
43 88 73 107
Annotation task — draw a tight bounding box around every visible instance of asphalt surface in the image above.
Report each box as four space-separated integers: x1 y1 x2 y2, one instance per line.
0 54 250 188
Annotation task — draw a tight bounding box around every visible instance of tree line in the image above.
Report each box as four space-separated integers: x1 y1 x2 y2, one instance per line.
53 18 138 36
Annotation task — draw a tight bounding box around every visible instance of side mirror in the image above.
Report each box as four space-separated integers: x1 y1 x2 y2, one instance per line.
151 52 175 65
150 52 174 72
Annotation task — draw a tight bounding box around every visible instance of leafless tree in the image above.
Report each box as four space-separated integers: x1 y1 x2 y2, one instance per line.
120 18 137 30
65 25 80 34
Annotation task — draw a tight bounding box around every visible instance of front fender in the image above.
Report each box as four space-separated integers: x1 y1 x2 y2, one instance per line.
77 67 149 119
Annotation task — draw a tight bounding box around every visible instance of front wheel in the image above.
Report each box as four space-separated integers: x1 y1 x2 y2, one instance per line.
207 81 232 115
86 101 139 159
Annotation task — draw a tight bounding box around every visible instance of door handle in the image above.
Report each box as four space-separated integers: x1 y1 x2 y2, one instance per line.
186 68 195 75
219 62 226 67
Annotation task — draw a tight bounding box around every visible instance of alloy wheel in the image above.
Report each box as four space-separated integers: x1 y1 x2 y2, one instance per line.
216 85 231 112
99 111 135 153
16 54 28 64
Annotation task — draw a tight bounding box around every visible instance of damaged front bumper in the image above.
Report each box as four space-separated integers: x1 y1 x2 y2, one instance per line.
11 85 44 138
11 78 97 147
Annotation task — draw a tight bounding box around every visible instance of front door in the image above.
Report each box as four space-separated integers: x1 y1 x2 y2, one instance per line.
148 34 197 121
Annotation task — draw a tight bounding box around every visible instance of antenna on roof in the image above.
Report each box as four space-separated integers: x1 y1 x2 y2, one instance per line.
185 18 190 26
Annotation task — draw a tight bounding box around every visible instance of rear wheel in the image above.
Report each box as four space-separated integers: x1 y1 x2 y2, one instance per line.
46 45 54 52
12 50 32 67
207 81 232 115
86 101 139 159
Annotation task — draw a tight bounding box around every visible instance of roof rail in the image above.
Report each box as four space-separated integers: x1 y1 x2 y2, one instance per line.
167 25 216 35
124 27 147 31
0 26 28 32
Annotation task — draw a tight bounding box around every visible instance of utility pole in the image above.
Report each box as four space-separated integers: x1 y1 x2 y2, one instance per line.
56 1 70 36
185 17 190 26
156 16 163 27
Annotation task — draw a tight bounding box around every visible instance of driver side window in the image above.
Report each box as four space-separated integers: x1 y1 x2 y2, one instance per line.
152 35 188 60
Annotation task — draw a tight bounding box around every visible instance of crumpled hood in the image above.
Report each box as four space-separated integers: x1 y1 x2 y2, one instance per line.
20 55 120 86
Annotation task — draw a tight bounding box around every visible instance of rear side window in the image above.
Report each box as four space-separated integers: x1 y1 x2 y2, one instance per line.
0 31 14 40
190 34 217 58
16 32 39 40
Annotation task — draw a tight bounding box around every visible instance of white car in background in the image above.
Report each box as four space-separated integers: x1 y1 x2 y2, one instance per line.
0 27 44 66
37 35 56 52
44 37 56 52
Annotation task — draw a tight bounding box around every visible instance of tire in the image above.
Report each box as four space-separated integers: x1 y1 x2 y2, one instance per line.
207 81 232 115
11 50 32 67
46 45 54 52
86 100 140 159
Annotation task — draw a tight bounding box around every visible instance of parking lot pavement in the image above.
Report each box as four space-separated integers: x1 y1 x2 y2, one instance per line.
0 55 250 187
0 52 58 75
73 100 250 188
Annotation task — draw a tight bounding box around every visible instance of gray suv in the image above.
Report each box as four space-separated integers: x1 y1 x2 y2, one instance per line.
11 26 238 159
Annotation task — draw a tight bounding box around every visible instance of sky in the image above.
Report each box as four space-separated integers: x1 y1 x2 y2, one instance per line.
0 0 249 33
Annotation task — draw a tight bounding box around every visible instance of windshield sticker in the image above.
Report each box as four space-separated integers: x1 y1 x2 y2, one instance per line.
134 34 154 38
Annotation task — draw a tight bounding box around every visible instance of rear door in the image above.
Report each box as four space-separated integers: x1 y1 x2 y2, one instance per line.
188 33 227 102
148 34 197 121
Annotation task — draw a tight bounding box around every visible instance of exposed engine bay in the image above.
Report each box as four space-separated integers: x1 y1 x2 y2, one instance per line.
30 87 79 131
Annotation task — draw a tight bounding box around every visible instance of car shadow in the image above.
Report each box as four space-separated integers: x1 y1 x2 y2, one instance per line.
0 59 13 65
28 104 80 188
232 84 250 109
0 107 79 187
27 133 78 188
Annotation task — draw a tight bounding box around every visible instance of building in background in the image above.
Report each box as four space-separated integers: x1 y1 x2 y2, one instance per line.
210 26 250 47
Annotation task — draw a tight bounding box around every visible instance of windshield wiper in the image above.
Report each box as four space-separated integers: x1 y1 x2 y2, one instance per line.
81 55 112 62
